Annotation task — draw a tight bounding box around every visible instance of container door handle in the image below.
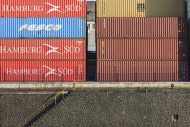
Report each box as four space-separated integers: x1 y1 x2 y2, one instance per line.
78 65 81 75
104 1 105 14
102 0 105 15
103 18 106 28
101 40 105 55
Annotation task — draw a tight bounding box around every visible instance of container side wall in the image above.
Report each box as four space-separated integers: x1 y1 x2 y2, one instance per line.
1 0 86 17
97 0 185 17
97 39 188 61
97 0 145 17
0 18 86 38
0 39 86 60
97 17 187 38
0 60 86 82
145 0 185 17
97 61 188 82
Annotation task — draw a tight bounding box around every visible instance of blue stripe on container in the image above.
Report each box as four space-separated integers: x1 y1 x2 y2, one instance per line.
0 18 86 38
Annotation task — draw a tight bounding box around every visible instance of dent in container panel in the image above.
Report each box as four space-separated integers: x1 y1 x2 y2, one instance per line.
0 39 86 60
0 61 86 82
97 17 187 38
97 0 185 17
0 18 86 38
97 61 188 82
97 39 188 61
1 0 86 17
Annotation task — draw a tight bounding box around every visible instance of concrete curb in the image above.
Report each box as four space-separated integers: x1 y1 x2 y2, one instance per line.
0 82 190 90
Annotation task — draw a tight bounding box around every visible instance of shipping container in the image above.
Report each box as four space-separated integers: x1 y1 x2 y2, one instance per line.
0 39 86 60
0 60 86 82
97 0 185 17
97 17 187 38
0 18 86 38
97 61 188 82
1 0 86 17
97 39 188 61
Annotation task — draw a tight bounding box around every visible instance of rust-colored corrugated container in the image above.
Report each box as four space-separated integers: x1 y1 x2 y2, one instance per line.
1 0 86 17
97 0 185 17
97 39 188 61
97 61 188 82
97 17 187 38
0 39 86 60
0 60 86 82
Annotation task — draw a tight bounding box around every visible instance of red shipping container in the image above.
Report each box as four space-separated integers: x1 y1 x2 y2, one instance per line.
0 39 86 60
0 60 86 82
1 0 86 17
97 17 187 38
97 39 188 60
97 61 188 82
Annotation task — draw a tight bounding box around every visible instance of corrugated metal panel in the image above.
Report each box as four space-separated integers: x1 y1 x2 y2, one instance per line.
0 60 86 82
97 61 188 82
97 0 145 17
0 39 86 60
1 0 86 17
97 17 187 38
97 0 185 17
145 0 185 17
97 39 188 61
0 18 86 38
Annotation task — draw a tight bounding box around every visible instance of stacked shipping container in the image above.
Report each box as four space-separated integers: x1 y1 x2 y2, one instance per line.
0 0 86 82
96 0 188 82
96 0 185 17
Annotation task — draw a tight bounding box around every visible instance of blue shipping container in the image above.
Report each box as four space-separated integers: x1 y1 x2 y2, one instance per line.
0 18 86 38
